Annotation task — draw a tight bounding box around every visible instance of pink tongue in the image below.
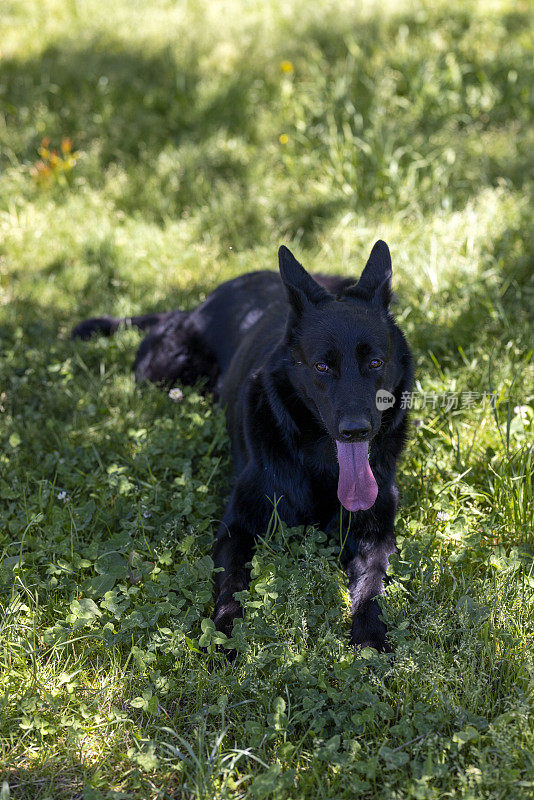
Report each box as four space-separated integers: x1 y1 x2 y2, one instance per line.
336 441 378 512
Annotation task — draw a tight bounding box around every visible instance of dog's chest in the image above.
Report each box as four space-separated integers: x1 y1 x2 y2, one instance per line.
298 437 339 520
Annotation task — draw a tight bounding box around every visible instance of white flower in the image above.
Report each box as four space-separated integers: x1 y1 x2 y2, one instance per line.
168 387 184 402
437 511 450 522
57 491 68 502
514 405 530 419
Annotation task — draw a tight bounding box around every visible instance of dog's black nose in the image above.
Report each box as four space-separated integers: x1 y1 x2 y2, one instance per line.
338 416 372 441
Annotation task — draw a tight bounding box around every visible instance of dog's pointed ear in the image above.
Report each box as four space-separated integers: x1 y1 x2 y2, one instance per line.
278 246 330 314
346 240 392 307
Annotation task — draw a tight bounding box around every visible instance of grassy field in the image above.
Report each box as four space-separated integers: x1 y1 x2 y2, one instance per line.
1 0 533 797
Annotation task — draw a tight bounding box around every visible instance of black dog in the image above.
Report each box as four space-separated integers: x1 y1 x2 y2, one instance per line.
73 241 413 652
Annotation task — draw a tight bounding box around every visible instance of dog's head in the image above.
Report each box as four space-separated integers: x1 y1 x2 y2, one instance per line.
279 241 411 511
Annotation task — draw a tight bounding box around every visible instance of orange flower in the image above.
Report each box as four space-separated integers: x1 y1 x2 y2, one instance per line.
32 161 51 180
61 137 73 154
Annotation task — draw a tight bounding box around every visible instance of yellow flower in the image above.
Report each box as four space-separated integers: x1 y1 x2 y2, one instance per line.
279 60 294 74
279 133 289 145
61 137 73 154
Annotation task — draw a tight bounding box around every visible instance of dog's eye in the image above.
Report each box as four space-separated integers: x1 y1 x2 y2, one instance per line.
315 362 329 373
369 359 383 369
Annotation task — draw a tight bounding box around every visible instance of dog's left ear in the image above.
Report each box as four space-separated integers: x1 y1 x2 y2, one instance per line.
278 246 330 314
346 240 392 307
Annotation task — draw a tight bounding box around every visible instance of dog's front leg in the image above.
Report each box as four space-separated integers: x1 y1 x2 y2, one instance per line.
335 488 397 652
212 468 268 641
212 514 254 640
346 533 396 652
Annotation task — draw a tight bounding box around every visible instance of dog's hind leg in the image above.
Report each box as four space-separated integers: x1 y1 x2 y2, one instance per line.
73 304 221 391
133 314 220 391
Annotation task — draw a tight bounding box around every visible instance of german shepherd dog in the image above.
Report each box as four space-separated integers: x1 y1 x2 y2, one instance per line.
73 241 413 653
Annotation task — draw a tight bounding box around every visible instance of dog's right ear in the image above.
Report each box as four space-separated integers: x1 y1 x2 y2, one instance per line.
360 240 392 299
278 246 329 314
345 240 392 307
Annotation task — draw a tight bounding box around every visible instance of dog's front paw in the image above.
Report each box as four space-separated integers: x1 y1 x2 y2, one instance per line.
214 598 241 639
351 606 392 654
213 599 242 663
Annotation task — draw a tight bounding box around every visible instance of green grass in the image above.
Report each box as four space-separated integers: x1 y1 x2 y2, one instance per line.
0 0 533 797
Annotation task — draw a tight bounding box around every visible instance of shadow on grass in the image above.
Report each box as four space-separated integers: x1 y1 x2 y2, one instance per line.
1 3 532 240
0 39 269 165
0 38 279 244
1 766 85 800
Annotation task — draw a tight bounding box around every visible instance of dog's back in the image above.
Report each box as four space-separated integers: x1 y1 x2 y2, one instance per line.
73 269 355 394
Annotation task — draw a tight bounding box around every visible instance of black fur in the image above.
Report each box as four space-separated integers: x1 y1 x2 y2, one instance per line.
73 242 413 653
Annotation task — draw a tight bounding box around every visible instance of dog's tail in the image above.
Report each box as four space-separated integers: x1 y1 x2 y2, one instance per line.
71 311 176 341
